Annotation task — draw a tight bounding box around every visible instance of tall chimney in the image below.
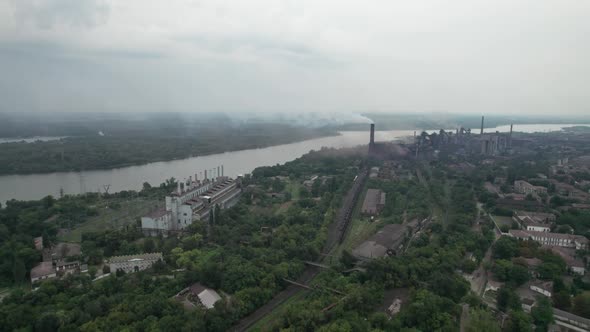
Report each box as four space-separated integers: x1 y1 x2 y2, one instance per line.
195 173 198 182
217 166 221 179
221 165 224 177
509 124 513 147
177 181 181 195
370 124 375 146
189 176 192 188
204 169 207 180
480 116 484 135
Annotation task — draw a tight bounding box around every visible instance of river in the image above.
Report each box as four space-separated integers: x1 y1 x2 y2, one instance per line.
0 124 587 204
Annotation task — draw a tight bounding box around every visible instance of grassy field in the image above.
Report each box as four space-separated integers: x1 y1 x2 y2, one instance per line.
492 215 514 229
327 182 384 261
58 197 161 242
285 180 302 201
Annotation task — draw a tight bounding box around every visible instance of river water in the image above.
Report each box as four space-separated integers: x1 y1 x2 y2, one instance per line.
0 124 587 203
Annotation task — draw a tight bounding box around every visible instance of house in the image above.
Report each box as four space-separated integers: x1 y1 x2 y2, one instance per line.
485 272 503 292
521 298 535 313
190 283 222 309
108 252 163 274
303 175 319 189
513 211 555 232
530 280 553 297
55 260 80 273
509 230 589 250
543 246 586 275
30 261 56 283
514 180 547 196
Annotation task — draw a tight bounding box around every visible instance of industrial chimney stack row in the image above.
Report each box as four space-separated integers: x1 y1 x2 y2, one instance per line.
177 165 226 195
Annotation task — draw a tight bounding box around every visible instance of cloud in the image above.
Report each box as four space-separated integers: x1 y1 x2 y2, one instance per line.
10 0 110 29
0 0 589 115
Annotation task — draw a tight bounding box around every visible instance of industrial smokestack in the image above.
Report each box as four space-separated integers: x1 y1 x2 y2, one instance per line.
204 169 207 180
480 116 484 135
217 166 220 179
370 124 375 145
177 181 181 195
509 124 513 147
221 165 224 177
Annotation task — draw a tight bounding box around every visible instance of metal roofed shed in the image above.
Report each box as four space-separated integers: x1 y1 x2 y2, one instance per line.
361 189 386 216
352 224 409 260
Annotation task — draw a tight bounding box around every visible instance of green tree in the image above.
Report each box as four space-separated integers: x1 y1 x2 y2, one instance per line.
88 266 98 279
142 238 156 253
531 297 553 331
340 250 357 269
507 310 533 332
493 236 519 260
467 309 501 332
572 293 590 318
12 259 26 283
552 290 571 310
497 286 521 312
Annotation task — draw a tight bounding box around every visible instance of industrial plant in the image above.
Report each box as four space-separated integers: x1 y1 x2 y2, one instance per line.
141 166 242 236
366 116 515 159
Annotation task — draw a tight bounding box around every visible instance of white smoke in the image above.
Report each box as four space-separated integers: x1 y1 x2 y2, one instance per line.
227 111 373 128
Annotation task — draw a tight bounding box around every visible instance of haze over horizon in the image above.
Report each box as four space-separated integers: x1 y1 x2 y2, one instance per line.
1 0 589 115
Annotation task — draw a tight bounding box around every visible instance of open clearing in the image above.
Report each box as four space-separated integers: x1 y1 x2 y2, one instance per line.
58 198 161 242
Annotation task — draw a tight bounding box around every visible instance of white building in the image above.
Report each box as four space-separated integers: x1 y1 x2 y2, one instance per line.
530 281 553 297
141 168 242 236
509 230 589 250
109 253 163 274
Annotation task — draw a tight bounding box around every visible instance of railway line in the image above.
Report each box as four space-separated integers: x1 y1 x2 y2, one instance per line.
230 169 368 331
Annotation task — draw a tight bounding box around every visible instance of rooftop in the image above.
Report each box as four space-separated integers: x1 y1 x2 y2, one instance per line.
109 252 163 264
50 243 81 259
146 208 169 218
509 229 588 243
31 261 55 279
353 224 408 259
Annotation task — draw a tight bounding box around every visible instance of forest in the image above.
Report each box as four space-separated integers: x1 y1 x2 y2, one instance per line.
0 112 336 175
2 147 589 331
0 150 361 331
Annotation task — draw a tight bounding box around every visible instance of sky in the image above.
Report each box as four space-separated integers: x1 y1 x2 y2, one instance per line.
0 0 589 116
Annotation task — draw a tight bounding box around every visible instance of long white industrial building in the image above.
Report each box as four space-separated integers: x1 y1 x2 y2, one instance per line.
141 167 242 236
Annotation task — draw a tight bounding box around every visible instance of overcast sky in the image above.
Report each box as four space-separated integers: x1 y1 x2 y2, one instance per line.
0 0 589 115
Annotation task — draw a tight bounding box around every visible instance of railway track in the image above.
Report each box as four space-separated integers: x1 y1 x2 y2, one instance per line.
230 169 367 331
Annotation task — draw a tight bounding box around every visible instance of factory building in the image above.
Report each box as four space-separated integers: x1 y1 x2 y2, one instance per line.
141 167 242 236
411 116 513 157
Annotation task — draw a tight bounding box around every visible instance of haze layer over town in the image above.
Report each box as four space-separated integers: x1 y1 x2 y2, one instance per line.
1 1 590 332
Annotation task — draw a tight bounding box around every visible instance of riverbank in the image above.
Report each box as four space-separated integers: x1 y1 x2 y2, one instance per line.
0 124 337 176
0 124 587 204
